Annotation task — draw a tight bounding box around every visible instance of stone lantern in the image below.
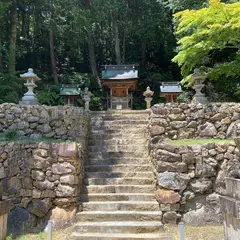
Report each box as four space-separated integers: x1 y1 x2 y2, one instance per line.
20 68 40 105
83 87 92 111
189 69 207 104
143 86 154 109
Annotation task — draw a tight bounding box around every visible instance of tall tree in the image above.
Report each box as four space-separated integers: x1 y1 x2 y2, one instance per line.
8 0 17 73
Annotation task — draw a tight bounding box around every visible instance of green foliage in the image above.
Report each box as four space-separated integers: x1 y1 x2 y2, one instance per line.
0 72 23 104
4 130 18 140
173 0 240 83
6 235 13 240
90 95 103 111
176 91 192 102
37 85 64 106
158 0 207 12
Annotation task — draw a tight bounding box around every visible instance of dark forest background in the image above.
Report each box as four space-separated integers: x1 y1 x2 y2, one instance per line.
0 0 238 109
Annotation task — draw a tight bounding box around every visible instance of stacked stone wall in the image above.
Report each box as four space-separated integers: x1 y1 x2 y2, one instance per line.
0 103 88 141
149 103 240 225
150 102 240 140
0 142 84 234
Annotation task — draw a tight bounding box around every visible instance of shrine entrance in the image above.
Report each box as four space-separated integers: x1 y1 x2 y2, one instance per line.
101 65 138 110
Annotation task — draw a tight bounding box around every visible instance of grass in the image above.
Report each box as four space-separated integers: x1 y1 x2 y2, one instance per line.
0 132 71 143
169 138 234 146
165 225 224 240
8 225 224 240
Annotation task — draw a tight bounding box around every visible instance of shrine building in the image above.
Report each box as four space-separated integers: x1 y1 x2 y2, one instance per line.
160 82 182 102
101 65 138 110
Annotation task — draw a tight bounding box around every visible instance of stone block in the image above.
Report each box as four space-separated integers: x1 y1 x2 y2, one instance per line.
155 189 181 204
57 143 78 157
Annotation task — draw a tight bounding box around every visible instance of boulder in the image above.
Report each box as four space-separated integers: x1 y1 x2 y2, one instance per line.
198 122 217 137
157 161 187 173
170 121 187 129
163 211 178 224
28 199 52 217
158 172 190 192
56 184 76 197
156 150 181 162
190 178 212 194
52 162 76 175
31 170 45 181
50 206 76 227
150 126 165 136
155 189 181 204
183 207 205 225
60 175 78 185
34 180 55 190
7 207 37 235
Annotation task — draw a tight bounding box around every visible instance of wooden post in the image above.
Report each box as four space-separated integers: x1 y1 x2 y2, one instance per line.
0 214 8 240
0 200 12 240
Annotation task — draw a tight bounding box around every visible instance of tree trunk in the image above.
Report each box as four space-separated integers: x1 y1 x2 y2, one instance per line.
8 0 17 73
141 40 147 69
50 29 59 85
113 16 121 65
122 28 126 63
88 32 98 77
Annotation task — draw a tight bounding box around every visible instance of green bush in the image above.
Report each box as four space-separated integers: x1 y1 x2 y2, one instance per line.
4 130 18 140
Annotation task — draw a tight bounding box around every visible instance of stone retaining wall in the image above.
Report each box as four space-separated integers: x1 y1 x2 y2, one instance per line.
149 103 240 224
150 102 240 140
0 142 84 234
151 140 240 225
0 103 88 141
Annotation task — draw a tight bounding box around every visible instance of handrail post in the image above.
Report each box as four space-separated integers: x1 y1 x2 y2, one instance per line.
179 222 185 240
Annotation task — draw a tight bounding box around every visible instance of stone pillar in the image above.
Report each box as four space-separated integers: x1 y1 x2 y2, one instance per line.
220 177 240 240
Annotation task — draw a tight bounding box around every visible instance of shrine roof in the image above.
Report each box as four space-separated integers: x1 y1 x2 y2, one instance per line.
60 84 81 96
102 65 138 80
160 82 182 93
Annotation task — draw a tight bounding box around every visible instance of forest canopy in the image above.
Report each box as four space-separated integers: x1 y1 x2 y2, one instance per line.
0 0 240 106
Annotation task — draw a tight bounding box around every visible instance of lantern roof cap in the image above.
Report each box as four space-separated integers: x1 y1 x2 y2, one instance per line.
20 68 40 80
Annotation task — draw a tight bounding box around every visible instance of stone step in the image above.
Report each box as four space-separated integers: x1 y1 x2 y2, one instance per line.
88 145 148 152
83 185 155 194
90 128 147 135
76 211 162 222
88 139 148 146
84 178 154 186
71 232 171 240
73 221 163 234
85 165 152 172
82 202 159 212
88 152 149 159
85 171 154 178
79 193 156 202
87 158 150 165
91 120 149 125
89 133 146 140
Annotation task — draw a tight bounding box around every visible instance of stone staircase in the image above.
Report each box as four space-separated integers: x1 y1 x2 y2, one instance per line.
72 111 171 240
